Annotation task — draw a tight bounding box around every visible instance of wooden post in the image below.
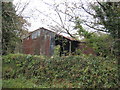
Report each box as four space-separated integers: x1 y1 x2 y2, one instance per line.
69 41 71 55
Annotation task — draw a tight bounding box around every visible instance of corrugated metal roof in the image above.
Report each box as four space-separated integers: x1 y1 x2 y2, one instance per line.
24 27 79 41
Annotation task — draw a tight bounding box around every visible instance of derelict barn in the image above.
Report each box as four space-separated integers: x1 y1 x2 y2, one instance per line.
55 34 80 56
22 27 95 56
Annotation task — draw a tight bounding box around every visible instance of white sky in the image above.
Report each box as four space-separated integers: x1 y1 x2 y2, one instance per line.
13 0 111 38
13 0 95 32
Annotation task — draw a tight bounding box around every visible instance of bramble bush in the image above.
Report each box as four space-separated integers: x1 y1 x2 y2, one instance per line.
2 54 119 88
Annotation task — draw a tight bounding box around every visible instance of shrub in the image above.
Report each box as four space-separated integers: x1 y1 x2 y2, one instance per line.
2 54 119 88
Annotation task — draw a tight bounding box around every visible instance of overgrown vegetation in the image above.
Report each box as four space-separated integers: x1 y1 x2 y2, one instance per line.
91 2 120 58
2 1 119 89
2 54 119 88
2 2 28 55
74 2 120 59
75 20 114 57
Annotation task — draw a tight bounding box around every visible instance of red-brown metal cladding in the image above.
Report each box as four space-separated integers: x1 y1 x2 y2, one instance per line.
32 37 40 55
78 43 95 55
22 28 55 56
22 36 34 55
45 35 50 56
22 27 95 56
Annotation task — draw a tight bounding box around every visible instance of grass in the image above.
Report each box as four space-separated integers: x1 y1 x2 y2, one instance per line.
2 77 50 88
2 77 74 88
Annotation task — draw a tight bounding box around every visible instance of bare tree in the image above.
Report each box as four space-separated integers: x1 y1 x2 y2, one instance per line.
34 0 101 38
35 0 85 38
13 0 31 38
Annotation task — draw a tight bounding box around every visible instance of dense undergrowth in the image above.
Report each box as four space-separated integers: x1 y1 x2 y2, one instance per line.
2 54 119 88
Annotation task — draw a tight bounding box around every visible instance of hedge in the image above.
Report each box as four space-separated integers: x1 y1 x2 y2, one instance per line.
2 54 119 88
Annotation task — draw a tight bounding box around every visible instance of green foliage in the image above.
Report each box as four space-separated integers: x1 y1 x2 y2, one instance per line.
53 45 60 57
75 49 82 55
74 18 113 57
91 2 120 57
2 77 50 88
2 54 119 88
2 2 28 55
74 19 92 39
92 2 120 38
85 33 114 57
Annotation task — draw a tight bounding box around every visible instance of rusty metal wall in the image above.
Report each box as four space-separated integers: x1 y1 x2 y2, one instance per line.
22 28 55 56
78 43 96 55
22 36 34 54
22 28 95 56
